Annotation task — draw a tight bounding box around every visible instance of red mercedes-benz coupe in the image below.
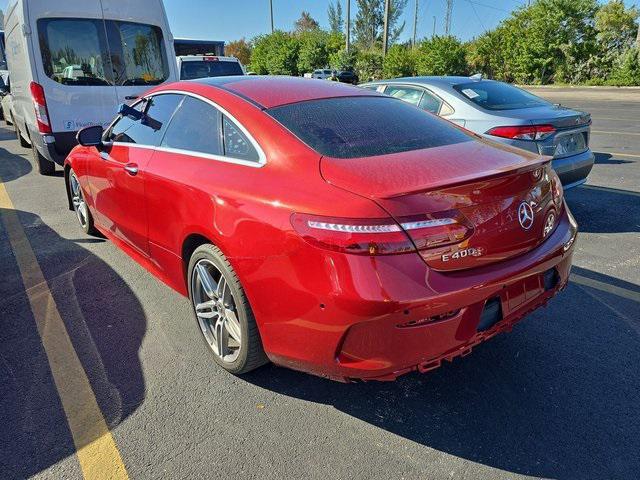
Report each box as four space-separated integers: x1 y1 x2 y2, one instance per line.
65 76 577 381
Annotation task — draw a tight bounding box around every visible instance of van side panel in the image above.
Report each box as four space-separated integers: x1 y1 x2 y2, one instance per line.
5 0 36 139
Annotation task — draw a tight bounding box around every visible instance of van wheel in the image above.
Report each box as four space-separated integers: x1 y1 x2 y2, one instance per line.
31 143 55 175
188 244 268 375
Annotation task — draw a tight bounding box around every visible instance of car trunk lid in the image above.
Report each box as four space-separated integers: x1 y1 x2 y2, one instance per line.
321 139 556 271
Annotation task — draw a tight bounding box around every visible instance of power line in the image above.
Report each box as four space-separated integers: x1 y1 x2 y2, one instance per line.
465 0 486 32
465 0 511 13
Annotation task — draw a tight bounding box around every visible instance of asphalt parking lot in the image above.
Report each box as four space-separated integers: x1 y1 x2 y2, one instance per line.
1 87 638 480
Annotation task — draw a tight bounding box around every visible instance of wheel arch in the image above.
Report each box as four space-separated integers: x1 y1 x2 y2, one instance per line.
181 233 215 290
63 164 74 211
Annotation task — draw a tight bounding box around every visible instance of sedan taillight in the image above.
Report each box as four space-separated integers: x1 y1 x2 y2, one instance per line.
291 211 473 256
487 124 556 141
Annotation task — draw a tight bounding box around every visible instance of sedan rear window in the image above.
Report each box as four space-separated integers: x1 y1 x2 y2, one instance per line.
454 81 549 111
180 60 243 80
267 96 470 159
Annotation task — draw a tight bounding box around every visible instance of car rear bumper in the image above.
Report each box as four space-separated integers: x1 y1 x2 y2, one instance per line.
551 149 594 189
262 203 578 382
30 129 77 166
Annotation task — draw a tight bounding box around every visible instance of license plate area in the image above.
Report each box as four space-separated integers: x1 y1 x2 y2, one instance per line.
555 131 587 156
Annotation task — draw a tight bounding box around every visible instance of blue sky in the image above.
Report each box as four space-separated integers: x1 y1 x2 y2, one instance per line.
1 1 636 43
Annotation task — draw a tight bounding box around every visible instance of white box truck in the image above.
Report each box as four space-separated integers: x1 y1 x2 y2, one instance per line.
4 0 179 174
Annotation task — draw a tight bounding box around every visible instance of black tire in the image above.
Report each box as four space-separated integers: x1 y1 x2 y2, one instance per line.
188 243 268 375
31 143 55 175
68 169 97 235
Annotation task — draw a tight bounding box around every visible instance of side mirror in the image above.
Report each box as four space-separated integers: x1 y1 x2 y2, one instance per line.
76 125 104 147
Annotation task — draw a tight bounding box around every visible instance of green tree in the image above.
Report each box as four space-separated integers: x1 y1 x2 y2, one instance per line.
609 47 640 85
328 1 344 34
250 31 300 75
354 0 407 49
355 49 384 81
297 30 331 74
383 44 416 77
416 36 467 76
294 11 320 33
594 0 639 78
225 38 252 66
330 47 358 70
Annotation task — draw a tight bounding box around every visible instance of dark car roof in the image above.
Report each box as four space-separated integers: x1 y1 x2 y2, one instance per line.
192 76 376 109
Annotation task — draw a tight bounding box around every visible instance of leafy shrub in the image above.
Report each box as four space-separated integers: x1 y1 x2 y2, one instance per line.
383 44 417 78
416 36 467 76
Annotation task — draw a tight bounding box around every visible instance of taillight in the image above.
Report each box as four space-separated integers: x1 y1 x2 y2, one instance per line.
549 167 563 207
290 211 472 256
487 124 555 141
30 81 52 134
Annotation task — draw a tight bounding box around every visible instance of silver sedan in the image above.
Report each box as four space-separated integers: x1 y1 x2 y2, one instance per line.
361 76 595 189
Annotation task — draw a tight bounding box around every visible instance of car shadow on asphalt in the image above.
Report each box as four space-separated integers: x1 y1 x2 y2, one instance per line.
565 183 639 234
593 152 634 165
245 277 639 480
0 207 146 479
0 138 32 183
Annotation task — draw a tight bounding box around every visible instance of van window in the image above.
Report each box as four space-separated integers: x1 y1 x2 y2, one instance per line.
109 94 182 145
109 21 169 86
38 18 169 87
38 19 111 86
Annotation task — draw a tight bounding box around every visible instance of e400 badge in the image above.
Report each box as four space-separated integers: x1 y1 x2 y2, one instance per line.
442 247 483 262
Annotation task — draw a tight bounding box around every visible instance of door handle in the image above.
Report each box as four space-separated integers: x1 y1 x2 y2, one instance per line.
124 163 139 176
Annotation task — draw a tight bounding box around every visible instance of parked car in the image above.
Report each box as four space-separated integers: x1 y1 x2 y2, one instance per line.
361 76 595 189
4 0 178 175
335 70 359 84
178 56 245 80
0 77 13 125
311 69 334 80
65 76 577 381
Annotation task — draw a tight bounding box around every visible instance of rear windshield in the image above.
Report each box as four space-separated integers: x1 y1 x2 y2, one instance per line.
267 96 471 159
453 81 549 111
38 18 169 87
180 60 243 80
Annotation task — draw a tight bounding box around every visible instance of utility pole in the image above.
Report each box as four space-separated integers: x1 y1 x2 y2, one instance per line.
270 0 274 33
382 0 391 56
412 0 418 48
432 16 436 38
636 21 640 49
444 0 453 36
346 0 351 53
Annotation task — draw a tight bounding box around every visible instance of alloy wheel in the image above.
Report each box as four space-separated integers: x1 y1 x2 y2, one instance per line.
191 259 242 363
69 173 88 228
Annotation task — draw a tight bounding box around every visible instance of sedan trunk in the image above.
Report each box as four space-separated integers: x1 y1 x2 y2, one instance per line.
321 139 558 271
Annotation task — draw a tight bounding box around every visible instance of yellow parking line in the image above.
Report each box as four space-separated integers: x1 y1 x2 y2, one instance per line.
605 151 640 159
591 129 640 136
0 181 128 479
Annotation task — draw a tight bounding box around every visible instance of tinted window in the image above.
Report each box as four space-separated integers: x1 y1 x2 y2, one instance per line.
109 94 182 145
418 91 443 114
109 21 169 86
180 60 243 79
454 81 549 110
268 96 471 159
222 116 259 162
162 96 222 155
38 18 169 87
38 19 111 86
384 86 423 106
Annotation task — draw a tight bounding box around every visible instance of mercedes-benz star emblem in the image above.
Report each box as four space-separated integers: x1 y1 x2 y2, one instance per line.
518 202 534 230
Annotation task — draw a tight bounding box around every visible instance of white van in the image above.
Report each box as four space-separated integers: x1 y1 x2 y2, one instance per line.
4 0 179 174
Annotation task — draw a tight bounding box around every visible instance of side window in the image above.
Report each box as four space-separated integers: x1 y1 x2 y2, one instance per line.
109 94 182 145
222 116 259 162
38 18 111 86
440 102 455 116
107 21 169 86
161 96 222 155
359 84 379 91
419 91 444 114
384 86 423 106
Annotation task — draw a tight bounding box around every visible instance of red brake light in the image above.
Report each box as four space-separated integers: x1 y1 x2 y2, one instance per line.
487 124 555 141
291 211 473 256
30 81 52 134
